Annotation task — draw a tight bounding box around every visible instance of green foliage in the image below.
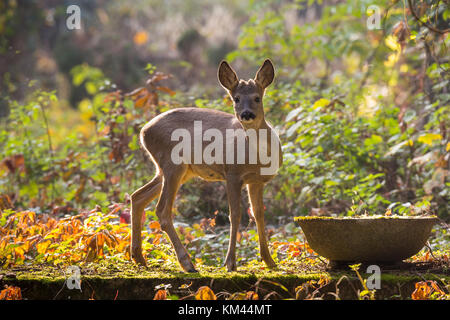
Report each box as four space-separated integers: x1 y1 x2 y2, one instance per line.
226 0 449 218
0 64 168 210
0 0 449 301
0 1 448 227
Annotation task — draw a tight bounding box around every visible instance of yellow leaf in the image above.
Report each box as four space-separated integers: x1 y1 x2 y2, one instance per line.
418 133 442 145
195 286 217 300
193 223 201 230
412 281 431 300
133 31 148 45
385 35 401 52
312 98 330 109
429 281 443 294
384 52 400 67
152 233 162 245
349 263 361 271
446 142 450 152
246 291 259 300
14 246 25 259
178 282 192 289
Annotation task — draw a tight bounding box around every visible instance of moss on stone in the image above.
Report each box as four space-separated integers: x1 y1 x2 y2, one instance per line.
1 258 448 300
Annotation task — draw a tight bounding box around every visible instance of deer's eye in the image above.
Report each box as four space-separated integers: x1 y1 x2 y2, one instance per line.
254 97 261 103
234 96 240 103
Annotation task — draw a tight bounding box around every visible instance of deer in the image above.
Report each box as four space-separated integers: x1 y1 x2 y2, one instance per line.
130 59 283 272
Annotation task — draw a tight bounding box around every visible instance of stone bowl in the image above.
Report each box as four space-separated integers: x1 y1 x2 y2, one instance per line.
295 216 438 264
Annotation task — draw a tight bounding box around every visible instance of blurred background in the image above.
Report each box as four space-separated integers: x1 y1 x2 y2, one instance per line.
0 0 448 225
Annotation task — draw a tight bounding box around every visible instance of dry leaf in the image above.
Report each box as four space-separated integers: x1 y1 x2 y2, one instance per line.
411 281 432 300
153 289 167 300
0 286 22 300
149 221 161 231
195 286 217 300
246 291 259 300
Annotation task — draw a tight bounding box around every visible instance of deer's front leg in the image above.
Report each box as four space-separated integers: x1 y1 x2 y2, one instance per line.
224 175 243 272
247 183 276 269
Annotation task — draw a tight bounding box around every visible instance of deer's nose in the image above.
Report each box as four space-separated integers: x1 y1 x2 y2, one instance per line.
240 111 256 121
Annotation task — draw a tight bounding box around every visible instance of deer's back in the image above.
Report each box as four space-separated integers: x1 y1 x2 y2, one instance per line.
141 107 238 148
140 108 239 174
140 108 280 183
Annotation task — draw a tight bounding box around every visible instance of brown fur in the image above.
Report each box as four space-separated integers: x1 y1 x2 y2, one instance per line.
130 59 282 272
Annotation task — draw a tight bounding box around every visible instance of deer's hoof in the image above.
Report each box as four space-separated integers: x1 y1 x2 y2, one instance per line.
133 256 147 267
182 262 198 273
186 268 199 273
224 261 237 272
131 249 147 266
265 260 277 269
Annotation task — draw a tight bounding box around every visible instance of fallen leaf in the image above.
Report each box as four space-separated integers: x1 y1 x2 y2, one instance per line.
246 291 259 300
195 286 217 300
411 281 432 300
153 289 167 300
0 286 22 300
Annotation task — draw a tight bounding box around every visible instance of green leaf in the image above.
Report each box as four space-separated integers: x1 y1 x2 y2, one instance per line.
285 107 302 122
364 134 383 147
286 122 302 137
385 140 412 157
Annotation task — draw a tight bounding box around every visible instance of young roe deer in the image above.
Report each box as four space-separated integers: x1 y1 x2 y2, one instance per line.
130 59 283 272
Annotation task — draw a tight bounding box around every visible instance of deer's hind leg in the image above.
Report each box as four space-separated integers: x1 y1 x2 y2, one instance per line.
131 173 162 266
156 165 197 272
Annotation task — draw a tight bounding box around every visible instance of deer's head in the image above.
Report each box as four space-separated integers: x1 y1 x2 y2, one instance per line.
218 59 274 128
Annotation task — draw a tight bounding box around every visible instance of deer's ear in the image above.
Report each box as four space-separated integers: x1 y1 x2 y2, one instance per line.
254 59 274 89
218 61 239 91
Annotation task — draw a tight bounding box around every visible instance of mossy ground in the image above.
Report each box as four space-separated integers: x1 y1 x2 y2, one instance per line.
1 259 449 300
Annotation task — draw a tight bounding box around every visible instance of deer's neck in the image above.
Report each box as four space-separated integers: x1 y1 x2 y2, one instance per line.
241 118 274 150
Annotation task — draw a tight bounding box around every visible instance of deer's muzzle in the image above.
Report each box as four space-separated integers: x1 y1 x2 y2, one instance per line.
240 111 256 121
